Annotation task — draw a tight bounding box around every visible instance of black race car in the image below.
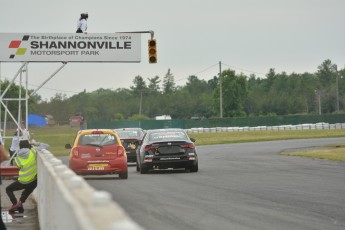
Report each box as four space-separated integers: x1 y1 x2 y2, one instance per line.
136 128 198 174
114 128 145 163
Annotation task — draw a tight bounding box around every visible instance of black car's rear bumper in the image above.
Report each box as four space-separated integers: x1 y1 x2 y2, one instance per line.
141 157 197 169
126 151 137 162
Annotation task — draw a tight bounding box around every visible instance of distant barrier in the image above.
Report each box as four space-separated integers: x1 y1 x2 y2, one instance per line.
34 149 143 230
186 123 345 133
88 114 345 130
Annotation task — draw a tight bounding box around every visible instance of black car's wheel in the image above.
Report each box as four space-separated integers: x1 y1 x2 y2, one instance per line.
140 165 148 174
119 171 128 179
189 163 198 172
136 160 140 172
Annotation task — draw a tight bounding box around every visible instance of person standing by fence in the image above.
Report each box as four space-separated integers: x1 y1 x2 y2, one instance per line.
8 129 22 166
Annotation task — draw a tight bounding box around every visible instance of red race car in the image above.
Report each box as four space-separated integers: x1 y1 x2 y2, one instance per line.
66 129 128 179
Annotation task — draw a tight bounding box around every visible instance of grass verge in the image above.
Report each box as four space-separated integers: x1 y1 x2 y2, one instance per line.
5 126 79 157
188 129 345 145
281 148 345 162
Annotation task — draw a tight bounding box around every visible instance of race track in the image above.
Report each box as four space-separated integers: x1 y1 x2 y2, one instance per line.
65 138 345 230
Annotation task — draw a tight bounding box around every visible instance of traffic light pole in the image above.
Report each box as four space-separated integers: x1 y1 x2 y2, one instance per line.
118 30 156 64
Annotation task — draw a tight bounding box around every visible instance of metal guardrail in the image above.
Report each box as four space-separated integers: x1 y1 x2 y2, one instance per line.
35 149 143 230
186 123 345 133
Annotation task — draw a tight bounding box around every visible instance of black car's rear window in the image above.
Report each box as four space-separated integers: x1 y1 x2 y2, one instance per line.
149 131 188 142
78 133 117 146
115 130 142 139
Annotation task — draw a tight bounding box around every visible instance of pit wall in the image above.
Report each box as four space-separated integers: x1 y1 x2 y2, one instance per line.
33 149 143 230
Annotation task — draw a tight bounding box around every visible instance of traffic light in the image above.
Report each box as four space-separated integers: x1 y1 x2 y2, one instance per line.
148 39 157 64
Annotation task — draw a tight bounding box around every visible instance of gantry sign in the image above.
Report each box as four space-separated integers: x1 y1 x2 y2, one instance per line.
0 33 141 62
0 32 154 153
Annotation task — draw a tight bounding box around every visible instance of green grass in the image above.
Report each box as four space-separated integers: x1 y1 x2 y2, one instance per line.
322 143 345 148
281 148 345 162
5 126 345 161
5 126 79 157
188 129 345 145
189 130 345 162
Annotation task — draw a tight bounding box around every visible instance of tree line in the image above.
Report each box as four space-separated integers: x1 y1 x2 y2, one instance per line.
2 59 344 124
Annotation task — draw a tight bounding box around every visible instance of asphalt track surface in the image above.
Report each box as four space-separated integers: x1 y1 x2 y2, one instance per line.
65 138 345 230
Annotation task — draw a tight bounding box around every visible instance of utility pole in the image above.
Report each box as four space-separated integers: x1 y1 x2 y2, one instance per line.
335 64 340 113
319 92 321 115
315 89 321 115
139 91 143 116
219 61 223 118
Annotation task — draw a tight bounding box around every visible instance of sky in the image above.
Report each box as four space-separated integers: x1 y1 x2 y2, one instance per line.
0 0 344 101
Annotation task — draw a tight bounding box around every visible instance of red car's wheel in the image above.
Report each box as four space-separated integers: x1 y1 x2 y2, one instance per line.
119 171 128 179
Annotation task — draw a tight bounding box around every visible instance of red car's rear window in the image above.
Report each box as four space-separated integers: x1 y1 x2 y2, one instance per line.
78 133 118 146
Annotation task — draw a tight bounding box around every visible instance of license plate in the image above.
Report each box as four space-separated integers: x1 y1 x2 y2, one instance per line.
87 163 107 171
160 157 180 160
87 167 104 171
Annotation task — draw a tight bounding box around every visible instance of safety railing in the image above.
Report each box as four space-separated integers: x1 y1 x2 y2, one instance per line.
186 123 345 133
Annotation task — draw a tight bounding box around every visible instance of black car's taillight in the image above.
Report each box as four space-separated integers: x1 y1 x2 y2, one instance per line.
144 155 153 162
181 143 195 149
144 145 156 152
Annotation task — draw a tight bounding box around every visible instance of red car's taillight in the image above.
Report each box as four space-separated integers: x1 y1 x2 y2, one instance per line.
117 146 126 157
72 147 79 157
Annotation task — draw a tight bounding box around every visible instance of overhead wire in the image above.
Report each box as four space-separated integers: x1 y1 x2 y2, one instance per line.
221 62 266 77
176 62 266 83
5 62 266 97
175 63 219 82
9 78 80 96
